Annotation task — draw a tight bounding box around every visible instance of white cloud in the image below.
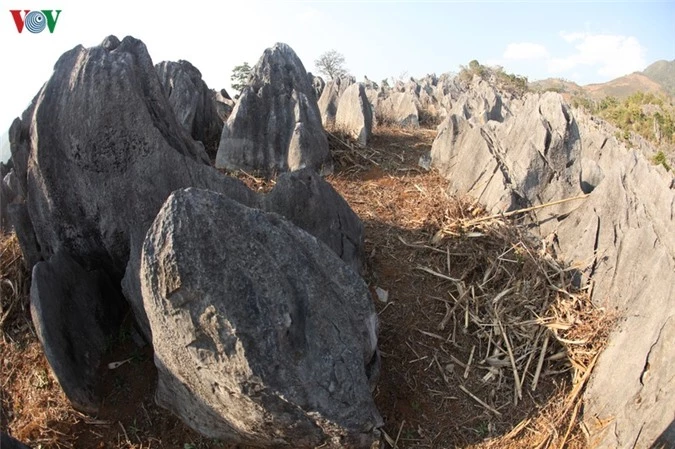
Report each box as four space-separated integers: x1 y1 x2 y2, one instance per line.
503 42 549 60
548 32 646 78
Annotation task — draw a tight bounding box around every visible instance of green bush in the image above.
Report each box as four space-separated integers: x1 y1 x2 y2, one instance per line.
652 151 672 171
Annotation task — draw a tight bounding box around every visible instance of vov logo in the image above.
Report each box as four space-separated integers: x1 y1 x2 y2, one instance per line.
10 10 62 33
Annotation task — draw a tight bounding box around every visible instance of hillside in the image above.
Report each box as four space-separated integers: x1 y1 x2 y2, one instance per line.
643 59 675 96
584 72 667 99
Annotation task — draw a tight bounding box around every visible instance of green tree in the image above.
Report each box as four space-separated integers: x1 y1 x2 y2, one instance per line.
314 50 348 80
230 62 252 94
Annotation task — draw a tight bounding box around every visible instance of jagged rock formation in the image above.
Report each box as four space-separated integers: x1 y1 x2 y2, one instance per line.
213 88 235 121
6 35 368 420
429 82 675 448
142 188 381 448
335 83 373 145
375 92 419 128
308 72 325 99
318 76 355 128
155 60 223 160
216 43 331 175
432 92 580 213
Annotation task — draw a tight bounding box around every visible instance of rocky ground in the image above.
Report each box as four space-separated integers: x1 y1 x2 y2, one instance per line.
1 126 611 449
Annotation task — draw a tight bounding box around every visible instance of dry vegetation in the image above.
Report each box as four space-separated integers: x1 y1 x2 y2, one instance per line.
1 126 612 448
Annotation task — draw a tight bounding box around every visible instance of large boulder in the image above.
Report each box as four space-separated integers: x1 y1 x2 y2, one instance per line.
264 168 365 274
216 43 331 175
375 92 419 128
155 60 223 160
30 250 125 414
142 188 381 448
335 83 373 146
308 72 325 99
7 35 366 413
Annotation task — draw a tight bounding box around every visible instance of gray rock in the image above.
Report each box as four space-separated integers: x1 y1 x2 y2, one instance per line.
8 35 366 420
335 83 373 146
156 60 223 160
141 188 381 448
308 72 325 99
450 79 503 123
1 432 31 449
318 76 356 128
213 89 235 121
431 92 581 214
375 92 419 128
430 83 675 447
264 168 365 274
0 170 20 230
550 113 675 448
31 250 125 414
216 43 331 175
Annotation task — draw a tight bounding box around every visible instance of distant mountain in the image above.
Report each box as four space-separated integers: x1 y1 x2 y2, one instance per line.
584 72 668 100
643 60 675 96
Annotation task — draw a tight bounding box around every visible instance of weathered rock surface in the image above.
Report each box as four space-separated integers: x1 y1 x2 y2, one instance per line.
216 43 331 175
375 92 419 128
213 89 235 121
430 83 675 447
431 92 581 213
6 35 366 414
550 112 675 449
264 168 365 274
156 60 223 159
308 72 325 99
450 79 504 123
335 83 373 146
142 188 381 448
318 76 355 128
30 250 125 414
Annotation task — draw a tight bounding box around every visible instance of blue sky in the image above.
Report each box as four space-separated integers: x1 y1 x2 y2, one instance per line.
1 0 674 159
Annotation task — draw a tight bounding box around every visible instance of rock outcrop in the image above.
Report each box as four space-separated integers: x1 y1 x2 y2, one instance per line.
264 168 365 274
142 188 381 448
216 43 331 175
429 83 675 447
155 60 223 159
335 83 373 146
375 92 419 128
7 35 365 415
431 92 580 213
318 76 355 128
30 250 125 414
308 72 325 99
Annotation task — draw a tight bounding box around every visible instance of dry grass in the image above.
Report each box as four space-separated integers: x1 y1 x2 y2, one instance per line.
0 126 612 448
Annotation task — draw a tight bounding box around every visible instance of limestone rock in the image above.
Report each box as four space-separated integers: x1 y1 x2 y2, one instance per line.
318 76 355 128
264 168 365 274
216 43 331 175
31 250 125 414
156 60 223 159
142 188 381 448
451 79 504 123
308 72 325 99
431 92 581 213
375 92 419 128
335 83 373 146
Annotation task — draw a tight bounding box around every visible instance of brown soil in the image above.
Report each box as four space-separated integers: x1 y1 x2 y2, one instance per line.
0 126 611 448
